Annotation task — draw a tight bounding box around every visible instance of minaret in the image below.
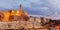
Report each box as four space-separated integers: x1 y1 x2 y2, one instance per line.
20 4 22 13
19 4 23 16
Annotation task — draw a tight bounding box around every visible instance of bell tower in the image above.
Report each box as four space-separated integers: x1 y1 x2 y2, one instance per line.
20 4 22 13
19 4 23 16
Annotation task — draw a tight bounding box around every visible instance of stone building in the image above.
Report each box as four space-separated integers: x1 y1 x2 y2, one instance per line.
0 4 49 30
0 4 29 21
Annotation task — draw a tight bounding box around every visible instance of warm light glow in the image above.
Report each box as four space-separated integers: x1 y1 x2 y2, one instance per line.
4 12 10 22
19 10 23 16
16 11 20 16
10 10 14 15
1 4 29 21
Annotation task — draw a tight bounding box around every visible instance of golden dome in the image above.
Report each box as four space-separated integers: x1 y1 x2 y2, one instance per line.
16 10 20 16
9 10 14 15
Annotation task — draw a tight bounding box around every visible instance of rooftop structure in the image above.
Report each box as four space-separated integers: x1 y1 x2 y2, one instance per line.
0 4 29 21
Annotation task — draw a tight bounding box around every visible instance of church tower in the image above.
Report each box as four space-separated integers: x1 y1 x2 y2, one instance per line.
20 4 22 11
19 4 23 17
20 4 23 13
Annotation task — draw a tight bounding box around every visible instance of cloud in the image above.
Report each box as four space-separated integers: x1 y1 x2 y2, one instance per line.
0 0 21 9
22 0 47 10
0 0 48 10
46 0 60 9
0 0 60 17
40 7 49 10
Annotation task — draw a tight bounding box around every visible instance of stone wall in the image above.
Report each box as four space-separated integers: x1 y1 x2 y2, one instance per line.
0 17 48 30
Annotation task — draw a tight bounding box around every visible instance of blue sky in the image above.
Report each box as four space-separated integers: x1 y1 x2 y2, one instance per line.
0 0 60 16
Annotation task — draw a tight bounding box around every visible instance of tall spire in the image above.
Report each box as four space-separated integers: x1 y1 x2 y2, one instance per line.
19 4 23 16
20 4 22 12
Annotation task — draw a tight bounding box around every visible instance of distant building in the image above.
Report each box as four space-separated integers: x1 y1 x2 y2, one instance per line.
0 4 29 21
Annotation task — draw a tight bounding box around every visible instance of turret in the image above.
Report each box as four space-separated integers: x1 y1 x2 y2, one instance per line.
20 4 22 11
19 4 23 16
20 4 23 13
9 10 14 15
9 10 14 21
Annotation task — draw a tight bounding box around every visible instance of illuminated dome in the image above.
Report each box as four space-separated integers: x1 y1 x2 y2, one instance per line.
15 4 29 21
0 4 29 21
16 4 29 17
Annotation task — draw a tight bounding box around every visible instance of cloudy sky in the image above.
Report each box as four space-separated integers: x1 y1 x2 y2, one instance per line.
0 0 60 17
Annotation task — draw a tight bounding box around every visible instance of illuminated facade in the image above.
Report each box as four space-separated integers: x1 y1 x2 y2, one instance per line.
0 4 52 30
0 4 29 21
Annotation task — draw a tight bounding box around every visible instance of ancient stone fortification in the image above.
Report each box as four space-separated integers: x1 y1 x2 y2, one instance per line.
0 4 48 30
0 4 29 21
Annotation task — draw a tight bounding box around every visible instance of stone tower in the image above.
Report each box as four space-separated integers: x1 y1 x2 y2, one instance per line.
19 4 23 16
20 4 22 11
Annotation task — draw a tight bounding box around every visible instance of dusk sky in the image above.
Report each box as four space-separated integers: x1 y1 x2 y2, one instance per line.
0 0 60 17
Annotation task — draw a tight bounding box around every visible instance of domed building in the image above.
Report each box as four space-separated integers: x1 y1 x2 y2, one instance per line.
15 4 29 21
0 4 29 21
